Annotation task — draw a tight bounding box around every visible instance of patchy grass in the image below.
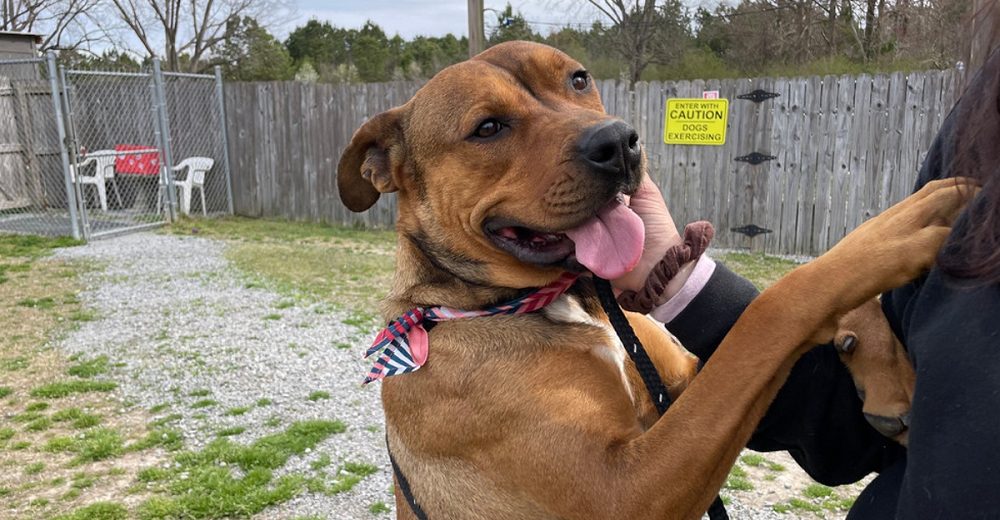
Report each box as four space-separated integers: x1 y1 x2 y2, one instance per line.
52 501 128 520
169 217 396 326
723 464 754 491
45 427 125 464
224 405 252 416
67 355 110 378
740 453 766 467
369 501 391 514
307 390 331 401
804 483 835 499
2 356 29 371
716 251 800 290
217 426 247 437
24 401 49 412
190 399 218 409
309 453 332 471
30 379 117 398
130 428 184 452
134 420 347 519
772 483 858 514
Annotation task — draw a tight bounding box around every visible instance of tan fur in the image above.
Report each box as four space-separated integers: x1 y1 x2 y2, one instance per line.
835 299 916 446
338 41 970 519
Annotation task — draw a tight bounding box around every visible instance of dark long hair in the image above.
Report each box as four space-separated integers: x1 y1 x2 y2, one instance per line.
937 4 1000 284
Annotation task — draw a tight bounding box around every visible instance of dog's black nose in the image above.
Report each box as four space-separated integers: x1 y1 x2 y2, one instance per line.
863 412 908 438
577 120 641 183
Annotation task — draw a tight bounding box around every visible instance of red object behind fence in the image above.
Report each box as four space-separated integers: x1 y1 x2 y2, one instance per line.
114 145 160 175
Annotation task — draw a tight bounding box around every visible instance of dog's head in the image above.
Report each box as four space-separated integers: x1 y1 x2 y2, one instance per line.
835 299 915 446
338 41 645 288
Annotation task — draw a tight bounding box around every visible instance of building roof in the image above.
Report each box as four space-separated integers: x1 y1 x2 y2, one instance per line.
0 31 44 43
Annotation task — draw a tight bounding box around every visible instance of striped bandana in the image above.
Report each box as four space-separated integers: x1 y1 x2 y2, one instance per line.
363 272 580 384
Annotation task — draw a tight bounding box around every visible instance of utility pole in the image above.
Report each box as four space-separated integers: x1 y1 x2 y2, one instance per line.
468 0 485 57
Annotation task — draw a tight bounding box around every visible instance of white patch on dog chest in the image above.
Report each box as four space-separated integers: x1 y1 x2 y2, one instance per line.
542 294 634 404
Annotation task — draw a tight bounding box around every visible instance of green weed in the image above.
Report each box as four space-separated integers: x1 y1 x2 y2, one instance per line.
30 380 117 398
67 355 110 378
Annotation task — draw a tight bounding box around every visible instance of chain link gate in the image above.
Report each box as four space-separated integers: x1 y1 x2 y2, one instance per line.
0 55 79 238
60 67 170 237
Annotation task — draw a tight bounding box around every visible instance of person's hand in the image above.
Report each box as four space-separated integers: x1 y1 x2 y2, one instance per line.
612 177 684 293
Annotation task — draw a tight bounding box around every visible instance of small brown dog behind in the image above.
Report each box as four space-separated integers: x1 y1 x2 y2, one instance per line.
836 299 916 446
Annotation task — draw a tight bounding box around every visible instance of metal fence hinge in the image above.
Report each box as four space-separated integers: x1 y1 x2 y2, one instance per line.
737 89 780 103
734 152 777 165
731 224 772 238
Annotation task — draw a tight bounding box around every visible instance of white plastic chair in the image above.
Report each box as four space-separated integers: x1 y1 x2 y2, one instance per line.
71 149 123 211
170 157 214 215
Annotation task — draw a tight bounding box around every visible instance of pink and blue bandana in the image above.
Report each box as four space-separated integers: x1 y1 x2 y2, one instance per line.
363 272 580 384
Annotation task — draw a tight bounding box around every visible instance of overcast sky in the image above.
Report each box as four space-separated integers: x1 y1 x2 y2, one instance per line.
283 0 730 40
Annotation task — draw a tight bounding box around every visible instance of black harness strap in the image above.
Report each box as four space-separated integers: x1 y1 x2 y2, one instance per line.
594 276 730 520
388 436 429 520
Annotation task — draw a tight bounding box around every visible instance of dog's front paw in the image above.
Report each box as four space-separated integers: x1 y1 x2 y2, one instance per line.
817 178 977 311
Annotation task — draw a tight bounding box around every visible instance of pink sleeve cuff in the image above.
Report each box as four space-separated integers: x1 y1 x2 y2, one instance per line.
650 255 717 324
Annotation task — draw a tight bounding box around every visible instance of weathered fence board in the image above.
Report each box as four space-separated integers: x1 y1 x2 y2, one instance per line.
224 69 962 256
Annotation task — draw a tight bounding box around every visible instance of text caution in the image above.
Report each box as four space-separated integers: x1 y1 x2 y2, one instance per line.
664 98 729 146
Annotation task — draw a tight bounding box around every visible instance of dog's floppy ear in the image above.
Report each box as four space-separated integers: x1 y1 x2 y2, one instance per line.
337 108 405 212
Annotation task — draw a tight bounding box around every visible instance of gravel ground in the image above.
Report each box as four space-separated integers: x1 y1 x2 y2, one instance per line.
51 232 852 519
55 233 392 519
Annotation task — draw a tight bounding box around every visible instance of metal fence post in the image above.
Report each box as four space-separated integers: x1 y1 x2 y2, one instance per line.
152 59 177 222
214 65 234 215
46 52 81 240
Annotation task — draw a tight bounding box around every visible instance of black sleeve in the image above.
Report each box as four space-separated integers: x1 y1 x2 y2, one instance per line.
665 261 905 485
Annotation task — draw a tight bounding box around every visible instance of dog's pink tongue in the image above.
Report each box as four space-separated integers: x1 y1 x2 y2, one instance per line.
564 201 645 280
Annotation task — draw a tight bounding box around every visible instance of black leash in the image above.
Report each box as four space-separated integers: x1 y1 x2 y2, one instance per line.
593 276 730 520
388 436 429 520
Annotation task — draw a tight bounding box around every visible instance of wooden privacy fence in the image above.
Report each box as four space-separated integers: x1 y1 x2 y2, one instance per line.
225 69 962 256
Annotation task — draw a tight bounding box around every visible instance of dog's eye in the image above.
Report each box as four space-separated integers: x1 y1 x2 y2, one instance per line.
837 334 857 354
571 71 589 91
472 119 504 139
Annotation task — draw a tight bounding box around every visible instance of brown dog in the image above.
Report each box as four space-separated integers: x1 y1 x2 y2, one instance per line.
836 299 916 446
338 41 966 519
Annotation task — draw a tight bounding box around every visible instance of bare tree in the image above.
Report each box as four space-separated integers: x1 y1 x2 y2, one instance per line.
587 0 690 85
107 0 292 72
1 0 108 52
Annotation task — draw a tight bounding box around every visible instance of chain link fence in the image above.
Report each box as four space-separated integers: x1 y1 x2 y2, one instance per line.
0 53 232 240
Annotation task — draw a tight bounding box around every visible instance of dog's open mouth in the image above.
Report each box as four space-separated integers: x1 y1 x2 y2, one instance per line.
484 195 645 279
484 220 576 267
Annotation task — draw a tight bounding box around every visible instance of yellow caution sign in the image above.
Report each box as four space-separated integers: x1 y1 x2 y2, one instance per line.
663 98 729 146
